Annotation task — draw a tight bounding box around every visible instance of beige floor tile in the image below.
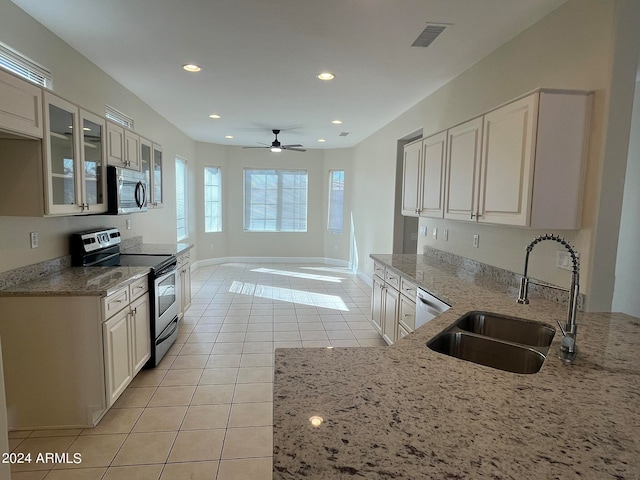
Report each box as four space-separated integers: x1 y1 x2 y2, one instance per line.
228 402 272 427
181 404 231 430
82 408 143 435
239 353 273 367
8 430 32 439
148 385 196 407
211 342 244 354
217 457 273 480
111 432 177 466
237 367 273 384
199 368 238 385
102 464 164 480
272 322 298 332
241 342 273 354
246 323 273 332
353 329 385 339
170 354 209 370
191 384 235 405
215 332 247 343
9 437 24 451
326 330 356 340
219 323 247 333
167 429 225 463
178 342 214 355
61 433 128 469
221 426 273 459
273 331 301 342
112 387 156 409
12 436 77 471
300 330 330 341
302 340 332 348
28 429 83 438
129 369 167 387
272 341 302 349
232 383 273 404
357 337 387 346
10 472 48 480
347 321 376 330
44 467 106 479
132 406 187 432
155 354 176 370
206 354 241 368
160 368 203 386
187 332 219 343
159 461 219 480
330 339 361 347
297 322 325 331
244 331 273 342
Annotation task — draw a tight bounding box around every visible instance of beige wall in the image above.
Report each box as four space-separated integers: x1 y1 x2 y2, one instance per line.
0 0 196 272
348 0 631 311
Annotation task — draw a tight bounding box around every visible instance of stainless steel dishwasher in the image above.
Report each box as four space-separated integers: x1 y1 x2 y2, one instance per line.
415 288 450 328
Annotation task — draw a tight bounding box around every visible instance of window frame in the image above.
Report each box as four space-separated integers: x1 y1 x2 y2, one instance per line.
175 156 189 241
0 42 52 88
327 169 345 234
243 168 308 233
204 165 222 233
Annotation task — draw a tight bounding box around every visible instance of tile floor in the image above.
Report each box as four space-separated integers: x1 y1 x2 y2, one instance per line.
9 263 382 480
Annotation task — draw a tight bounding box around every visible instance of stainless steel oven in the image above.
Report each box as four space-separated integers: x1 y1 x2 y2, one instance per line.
71 228 179 368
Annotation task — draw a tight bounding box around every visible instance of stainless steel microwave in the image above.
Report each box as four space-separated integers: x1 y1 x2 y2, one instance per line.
106 166 148 214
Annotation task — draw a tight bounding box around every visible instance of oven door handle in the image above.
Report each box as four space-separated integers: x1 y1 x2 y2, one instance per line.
155 261 177 278
157 318 178 344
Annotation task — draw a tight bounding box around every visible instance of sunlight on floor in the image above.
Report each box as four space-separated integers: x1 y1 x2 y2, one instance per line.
250 267 345 283
229 281 349 311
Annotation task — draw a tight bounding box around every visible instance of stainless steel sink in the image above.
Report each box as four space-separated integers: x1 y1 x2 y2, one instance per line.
427 311 555 374
455 311 555 347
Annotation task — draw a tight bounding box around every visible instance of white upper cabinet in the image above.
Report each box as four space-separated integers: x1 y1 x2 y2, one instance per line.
444 117 483 221
107 121 140 171
0 69 43 138
420 131 447 218
419 89 591 229
401 139 422 216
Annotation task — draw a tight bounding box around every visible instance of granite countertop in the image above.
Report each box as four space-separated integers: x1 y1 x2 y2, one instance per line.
121 242 193 256
273 254 640 479
0 266 150 297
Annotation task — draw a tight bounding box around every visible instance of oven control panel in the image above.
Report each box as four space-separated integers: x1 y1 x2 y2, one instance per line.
74 228 122 253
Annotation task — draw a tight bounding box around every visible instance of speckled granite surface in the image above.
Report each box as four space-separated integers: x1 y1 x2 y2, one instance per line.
0 266 150 296
273 254 640 479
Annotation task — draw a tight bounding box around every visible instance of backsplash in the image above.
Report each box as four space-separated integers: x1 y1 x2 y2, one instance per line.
0 235 143 290
423 245 585 311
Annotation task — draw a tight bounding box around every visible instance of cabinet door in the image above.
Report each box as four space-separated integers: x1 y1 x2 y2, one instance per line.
130 295 151 374
401 140 422 216
371 276 384 334
151 143 163 207
444 117 483 221
43 92 82 215
420 131 446 218
398 295 416 333
0 69 43 138
140 137 152 190
106 121 125 167
382 285 399 345
103 309 132 407
80 110 107 213
478 94 538 226
124 131 140 170
181 260 192 316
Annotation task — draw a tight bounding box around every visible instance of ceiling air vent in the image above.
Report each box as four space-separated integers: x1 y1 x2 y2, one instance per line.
339 132 351 137
411 23 449 48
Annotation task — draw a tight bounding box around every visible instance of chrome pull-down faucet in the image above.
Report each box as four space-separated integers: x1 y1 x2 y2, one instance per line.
516 233 580 363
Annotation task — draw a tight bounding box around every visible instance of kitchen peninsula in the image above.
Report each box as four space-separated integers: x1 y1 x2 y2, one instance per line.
273 254 640 479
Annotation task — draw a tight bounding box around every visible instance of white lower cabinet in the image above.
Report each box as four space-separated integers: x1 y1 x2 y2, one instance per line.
177 251 192 319
103 277 150 407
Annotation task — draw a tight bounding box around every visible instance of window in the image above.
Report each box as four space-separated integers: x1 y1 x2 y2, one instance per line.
244 169 308 232
175 157 188 240
327 170 345 233
204 166 222 232
105 105 134 130
0 42 51 88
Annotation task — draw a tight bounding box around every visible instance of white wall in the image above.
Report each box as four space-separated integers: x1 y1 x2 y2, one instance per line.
348 0 628 310
0 0 197 273
613 80 640 316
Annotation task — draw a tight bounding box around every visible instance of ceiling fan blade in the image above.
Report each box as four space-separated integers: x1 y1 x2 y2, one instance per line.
242 146 269 149
282 144 303 148
283 146 306 152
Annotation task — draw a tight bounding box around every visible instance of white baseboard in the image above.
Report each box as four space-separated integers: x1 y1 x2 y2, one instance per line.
192 256 351 272
358 271 373 287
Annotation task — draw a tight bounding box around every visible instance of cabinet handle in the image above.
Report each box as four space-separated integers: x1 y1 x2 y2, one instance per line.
132 307 137 315
403 313 414 317
470 212 477 219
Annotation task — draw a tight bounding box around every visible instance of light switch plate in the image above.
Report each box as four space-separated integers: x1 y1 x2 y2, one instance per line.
30 232 38 249
473 234 479 248
432 227 438 239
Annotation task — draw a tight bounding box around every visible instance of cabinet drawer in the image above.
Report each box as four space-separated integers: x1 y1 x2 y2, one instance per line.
129 276 148 301
399 295 416 332
384 269 400 289
400 277 417 300
103 287 129 319
373 262 384 279
398 324 410 340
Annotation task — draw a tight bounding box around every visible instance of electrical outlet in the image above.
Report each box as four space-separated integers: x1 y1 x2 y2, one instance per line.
30 232 38 249
432 227 438 239
443 229 449 241
556 251 573 271
126 219 131 230
419 226 427 236
473 234 479 248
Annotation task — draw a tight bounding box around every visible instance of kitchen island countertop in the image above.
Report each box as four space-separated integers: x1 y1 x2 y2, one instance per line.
273 254 640 479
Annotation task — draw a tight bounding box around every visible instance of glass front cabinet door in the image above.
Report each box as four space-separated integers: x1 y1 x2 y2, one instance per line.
152 142 163 207
43 92 107 215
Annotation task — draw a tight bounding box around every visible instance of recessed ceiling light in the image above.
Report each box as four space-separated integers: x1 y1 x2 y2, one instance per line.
209 114 221 119
182 64 202 72
317 72 335 81
331 120 343 125
318 138 326 143
225 135 234 139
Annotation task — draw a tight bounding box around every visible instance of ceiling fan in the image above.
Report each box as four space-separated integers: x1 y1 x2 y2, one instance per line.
244 129 306 152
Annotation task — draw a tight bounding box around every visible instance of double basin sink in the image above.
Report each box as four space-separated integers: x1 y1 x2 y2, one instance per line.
427 311 556 374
